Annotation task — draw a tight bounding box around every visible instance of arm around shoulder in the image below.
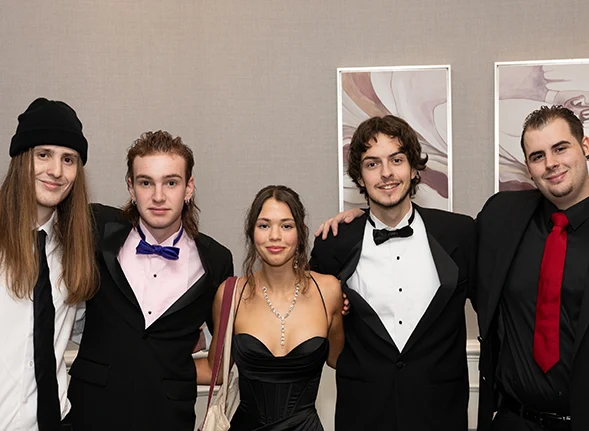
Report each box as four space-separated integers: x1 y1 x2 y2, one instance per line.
90 203 125 224
309 233 339 275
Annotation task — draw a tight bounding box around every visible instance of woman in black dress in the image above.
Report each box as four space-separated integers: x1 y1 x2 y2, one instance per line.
201 185 344 430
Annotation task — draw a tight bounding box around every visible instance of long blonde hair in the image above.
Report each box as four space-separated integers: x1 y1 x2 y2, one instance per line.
0 150 98 304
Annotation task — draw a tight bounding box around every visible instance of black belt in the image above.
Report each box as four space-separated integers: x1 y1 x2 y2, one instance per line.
502 393 571 430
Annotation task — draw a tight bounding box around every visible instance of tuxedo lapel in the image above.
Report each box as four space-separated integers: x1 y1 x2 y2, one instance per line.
402 231 459 353
483 193 542 336
101 221 141 310
344 288 397 348
157 233 213 320
337 215 367 283
338 214 396 347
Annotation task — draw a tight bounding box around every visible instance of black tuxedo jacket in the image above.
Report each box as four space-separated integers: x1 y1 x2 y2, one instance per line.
310 205 476 431
68 204 233 431
476 190 589 431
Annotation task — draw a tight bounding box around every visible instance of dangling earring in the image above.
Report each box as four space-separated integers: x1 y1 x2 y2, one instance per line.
293 257 299 270
131 200 136 206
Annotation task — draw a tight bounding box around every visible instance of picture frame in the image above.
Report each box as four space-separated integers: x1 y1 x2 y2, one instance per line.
495 58 589 192
337 66 453 211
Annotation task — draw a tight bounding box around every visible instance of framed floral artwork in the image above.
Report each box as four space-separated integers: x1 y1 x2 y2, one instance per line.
337 66 452 211
495 59 589 192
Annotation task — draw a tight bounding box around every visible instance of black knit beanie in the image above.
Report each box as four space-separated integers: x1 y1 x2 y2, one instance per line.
9 97 88 165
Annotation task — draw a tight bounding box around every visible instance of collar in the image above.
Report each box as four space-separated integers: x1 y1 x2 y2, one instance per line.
542 195 589 231
137 219 183 246
37 210 57 244
368 203 414 230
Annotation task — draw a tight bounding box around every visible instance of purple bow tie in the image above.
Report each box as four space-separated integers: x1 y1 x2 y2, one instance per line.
135 225 183 260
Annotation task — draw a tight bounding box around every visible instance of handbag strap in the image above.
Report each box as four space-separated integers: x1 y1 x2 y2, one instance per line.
217 282 238 409
205 276 238 411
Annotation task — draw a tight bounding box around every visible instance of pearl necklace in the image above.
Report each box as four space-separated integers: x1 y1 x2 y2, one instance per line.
261 283 301 348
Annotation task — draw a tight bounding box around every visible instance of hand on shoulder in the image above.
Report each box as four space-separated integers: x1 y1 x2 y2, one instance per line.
313 207 366 239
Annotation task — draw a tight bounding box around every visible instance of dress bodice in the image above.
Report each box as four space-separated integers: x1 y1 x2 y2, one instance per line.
229 334 328 431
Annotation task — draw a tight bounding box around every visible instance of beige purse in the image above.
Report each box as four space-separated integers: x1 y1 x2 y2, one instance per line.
198 277 240 431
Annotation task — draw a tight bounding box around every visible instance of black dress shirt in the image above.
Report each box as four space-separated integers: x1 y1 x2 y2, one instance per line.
496 195 589 414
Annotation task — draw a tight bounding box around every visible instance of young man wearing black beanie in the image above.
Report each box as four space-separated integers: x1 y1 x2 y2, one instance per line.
0 98 98 431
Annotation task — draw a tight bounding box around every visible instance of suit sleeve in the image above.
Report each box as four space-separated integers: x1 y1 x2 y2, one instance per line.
309 235 336 275
220 249 234 282
205 247 233 333
465 216 478 312
309 237 334 275
471 192 503 312
309 238 325 273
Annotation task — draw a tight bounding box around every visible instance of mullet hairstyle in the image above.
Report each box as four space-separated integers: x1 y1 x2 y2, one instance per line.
0 150 98 304
520 105 585 157
347 115 428 202
242 185 310 296
121 130 199 238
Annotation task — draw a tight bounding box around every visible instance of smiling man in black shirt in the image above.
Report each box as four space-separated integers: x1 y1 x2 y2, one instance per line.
477 105 589 431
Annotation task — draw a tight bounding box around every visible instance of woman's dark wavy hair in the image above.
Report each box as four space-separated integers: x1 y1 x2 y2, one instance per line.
347 115 428 202
242 185 310 295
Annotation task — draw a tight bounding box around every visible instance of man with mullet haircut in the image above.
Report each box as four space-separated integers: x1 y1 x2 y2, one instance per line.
68 130 233 431
310 115 476 431
0 98 97 430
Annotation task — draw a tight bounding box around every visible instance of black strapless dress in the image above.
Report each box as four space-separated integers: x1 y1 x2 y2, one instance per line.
229 333 329 431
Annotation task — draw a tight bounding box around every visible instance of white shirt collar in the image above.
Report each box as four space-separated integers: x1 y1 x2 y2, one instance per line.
37 210 57 244
369 202 414 230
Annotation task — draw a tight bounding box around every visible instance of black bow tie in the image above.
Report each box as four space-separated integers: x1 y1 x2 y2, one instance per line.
370 207 415 245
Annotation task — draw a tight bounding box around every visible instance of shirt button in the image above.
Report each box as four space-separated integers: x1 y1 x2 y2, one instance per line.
148 311 152 315
396 256 400 260
398 288 402 292
399 321 403 325
558 391 563 397
153 274 157 278
396 361 405 369
28 360 34 368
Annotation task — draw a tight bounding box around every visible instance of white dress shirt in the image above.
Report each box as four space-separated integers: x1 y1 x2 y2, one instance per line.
0 212 76 430
347 204 440 351
118 220 204 328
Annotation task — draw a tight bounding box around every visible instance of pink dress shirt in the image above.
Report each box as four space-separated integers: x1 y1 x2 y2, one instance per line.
118 220 204 328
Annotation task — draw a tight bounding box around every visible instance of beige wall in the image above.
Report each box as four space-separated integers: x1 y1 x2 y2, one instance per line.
1 0 588 338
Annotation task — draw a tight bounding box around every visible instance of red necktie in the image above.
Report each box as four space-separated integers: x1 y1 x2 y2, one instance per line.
533 211 569 373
